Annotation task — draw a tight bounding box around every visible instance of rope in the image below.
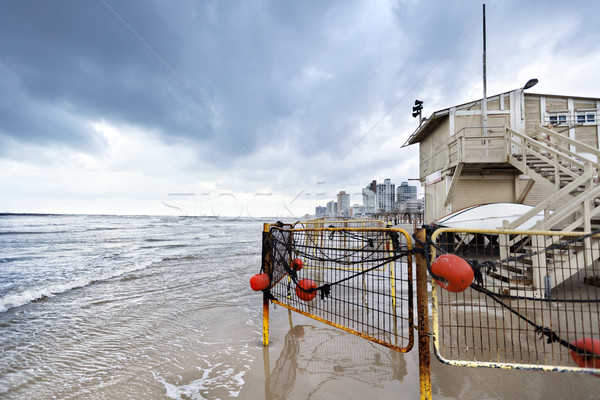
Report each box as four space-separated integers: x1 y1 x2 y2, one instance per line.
424 230 600 303
262 225 599 360
423 229 600 360
469 284 577 350
268 227 415 300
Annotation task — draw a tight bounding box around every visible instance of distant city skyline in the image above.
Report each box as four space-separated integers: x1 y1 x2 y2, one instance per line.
315 178 422 217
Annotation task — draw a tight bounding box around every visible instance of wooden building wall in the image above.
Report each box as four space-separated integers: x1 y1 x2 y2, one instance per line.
452 174 515 211
418 92 599 224
419 118 449 178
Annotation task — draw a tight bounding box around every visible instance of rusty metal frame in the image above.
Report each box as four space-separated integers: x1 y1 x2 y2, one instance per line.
430 227 600 376
261 224 414 355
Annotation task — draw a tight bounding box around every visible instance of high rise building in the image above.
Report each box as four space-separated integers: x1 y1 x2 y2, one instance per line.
368 180 377 193
362 185 376 214
315 206 326 217
397 181 417 203
326 200 337 216
337 191 350 216
376 178 395 211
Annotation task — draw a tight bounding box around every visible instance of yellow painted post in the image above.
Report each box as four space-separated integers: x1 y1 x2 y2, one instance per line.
389 234 398 336
263 292 269 346
415 228 432 400
262 223 270 346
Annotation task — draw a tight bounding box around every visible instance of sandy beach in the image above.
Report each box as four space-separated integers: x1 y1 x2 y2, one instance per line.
2 215 599 399
240 305 599 400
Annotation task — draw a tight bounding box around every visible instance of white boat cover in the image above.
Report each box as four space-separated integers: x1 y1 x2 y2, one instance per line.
433 203 546 230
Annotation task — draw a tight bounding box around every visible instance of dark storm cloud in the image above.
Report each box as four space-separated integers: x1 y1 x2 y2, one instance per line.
1 0 599 215
0 1 223 149
0 0 422 163
2 0 598 164
0 0 373 158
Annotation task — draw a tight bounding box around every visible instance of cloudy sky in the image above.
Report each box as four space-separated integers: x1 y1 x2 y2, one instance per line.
1 0 599 217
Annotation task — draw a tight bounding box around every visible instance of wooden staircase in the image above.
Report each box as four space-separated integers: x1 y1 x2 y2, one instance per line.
490 125 600 297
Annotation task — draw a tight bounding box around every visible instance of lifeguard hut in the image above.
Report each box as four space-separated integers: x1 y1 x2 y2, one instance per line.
404 86 600 296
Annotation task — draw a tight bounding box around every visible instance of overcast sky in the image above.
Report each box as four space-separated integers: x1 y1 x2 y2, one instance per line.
1 0 599 217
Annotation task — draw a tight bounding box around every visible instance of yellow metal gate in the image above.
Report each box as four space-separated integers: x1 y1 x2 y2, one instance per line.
261 222 414 353
257 223 600 400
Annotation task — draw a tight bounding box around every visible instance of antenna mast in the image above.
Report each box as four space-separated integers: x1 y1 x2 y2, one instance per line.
482 4 487 135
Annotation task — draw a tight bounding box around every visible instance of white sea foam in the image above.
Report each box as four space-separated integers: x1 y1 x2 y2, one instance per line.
153 352 250 399
0 261 153 313
154 369 212 400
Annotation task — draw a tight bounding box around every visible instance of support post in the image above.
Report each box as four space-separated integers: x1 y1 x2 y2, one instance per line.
415 228 432 400
263 292 270 346
262 223 271 346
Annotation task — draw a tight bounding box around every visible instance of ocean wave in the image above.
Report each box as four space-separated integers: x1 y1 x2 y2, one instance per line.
139 244 187 251
208 233 226 238
161 255 199 262
0 230 72 236
0 256 40 263
84 227 121 232
0 262 153 313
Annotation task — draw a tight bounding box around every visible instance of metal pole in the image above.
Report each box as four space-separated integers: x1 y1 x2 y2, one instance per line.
262 223 270 346
263 293 270 346
482 3 488 136
415 228 432 400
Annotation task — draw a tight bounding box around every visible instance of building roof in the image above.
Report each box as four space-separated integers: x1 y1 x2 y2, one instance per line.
403 108 450 146
402 90 600 147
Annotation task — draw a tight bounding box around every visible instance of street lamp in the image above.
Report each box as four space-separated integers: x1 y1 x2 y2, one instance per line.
523 78 539 90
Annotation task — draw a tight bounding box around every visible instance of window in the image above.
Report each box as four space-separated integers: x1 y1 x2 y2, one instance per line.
546 110 597 126
576 111 597 125
548 113 567 125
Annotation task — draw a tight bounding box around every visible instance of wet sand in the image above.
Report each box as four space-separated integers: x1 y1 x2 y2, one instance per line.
239 301 600 400
237 222 599 399
5 216 597 399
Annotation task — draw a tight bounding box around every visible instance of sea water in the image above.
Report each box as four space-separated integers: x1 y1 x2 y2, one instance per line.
1 214 598 399
0 214 265 399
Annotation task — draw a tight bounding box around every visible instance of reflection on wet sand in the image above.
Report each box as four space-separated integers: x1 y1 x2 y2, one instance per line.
264 311 407 399
258 309 600 400
430 353 600 400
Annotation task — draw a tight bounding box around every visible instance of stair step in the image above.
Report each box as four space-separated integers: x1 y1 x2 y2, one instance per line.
508 288 539 298
584 276 600 287
543 173 575 179
509 275 533 288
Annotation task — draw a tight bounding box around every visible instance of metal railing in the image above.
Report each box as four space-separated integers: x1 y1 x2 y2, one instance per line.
258 223 600 400
262 224 414 353
299 219 385 229
430 227 600 374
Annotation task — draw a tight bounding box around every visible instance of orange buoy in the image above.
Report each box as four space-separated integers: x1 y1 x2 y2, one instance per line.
570 337 600 372
250 273 270 291
295 279 317 301
430 254 474 293
291 258 303 271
